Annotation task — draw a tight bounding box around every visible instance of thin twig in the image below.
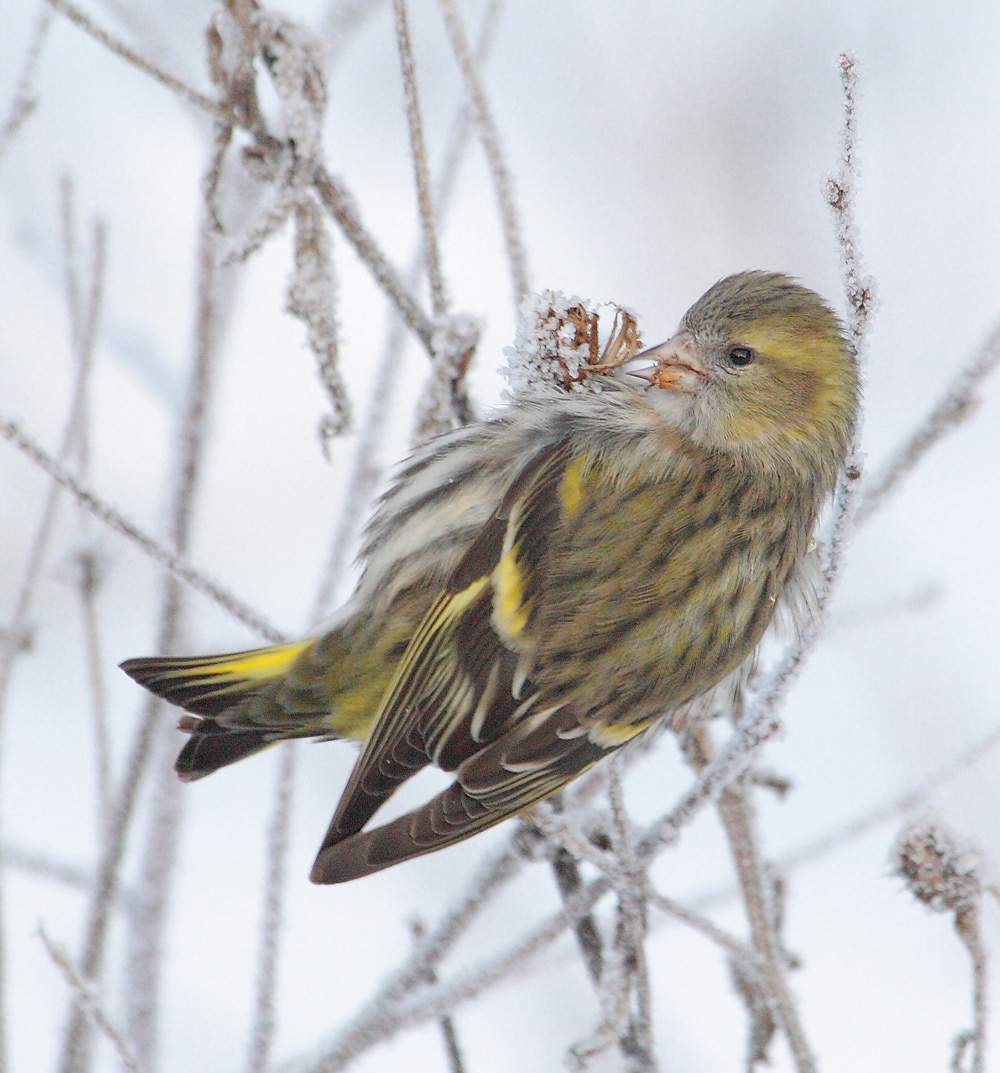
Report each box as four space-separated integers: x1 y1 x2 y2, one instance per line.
246 745 297 1073
286 839 526 1073
607 757 657 1071
391 0 448 317
309 0 505 619
43 0 227 120
76 551 113 833
0 5 53 164
822 51 873 592
312 165 435 353
435 0 529 305
0 185 107 1073
121 219 237 1068
39 926 147 1073
953 907 987 1073
686 729 819 1073
290 872 612 1073
0 414 286 645
857 314 1000 525
408 919 467 1073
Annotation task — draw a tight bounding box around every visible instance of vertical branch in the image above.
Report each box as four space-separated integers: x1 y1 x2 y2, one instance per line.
76 550 113 833
408 920 468 1073
120 220 235 1070
0 181 107 1073
607 758 656 1072
246 745 297 1073
686 728 815 1073
391 0 448 317
435 0 529 306
953 908 987 1073
823 51 874 587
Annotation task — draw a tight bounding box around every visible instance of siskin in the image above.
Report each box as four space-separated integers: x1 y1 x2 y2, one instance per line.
121 271 860 883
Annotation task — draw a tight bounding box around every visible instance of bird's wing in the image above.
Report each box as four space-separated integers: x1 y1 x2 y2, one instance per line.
314 437 579 855
311 702 609 882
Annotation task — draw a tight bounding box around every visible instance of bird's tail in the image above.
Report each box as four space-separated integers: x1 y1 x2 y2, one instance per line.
120 642 313 780
120 643 310 717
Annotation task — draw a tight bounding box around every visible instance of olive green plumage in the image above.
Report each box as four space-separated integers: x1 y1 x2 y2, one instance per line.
120 271 860 883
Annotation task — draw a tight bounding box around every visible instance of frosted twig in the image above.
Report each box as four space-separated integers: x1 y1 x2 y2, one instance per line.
123 732 183 1068
43 0 227 121
408 919 467 1073
287 839 527 1073
436 0 530 305
309 0 505 618
0 190 106 1073
682 726 813 1071
826 52 875 354
822 51 873 593
290 872 612 1073
645 888 760 973
857 313 1000 524
0 414 285 645
75 551 113 833
715 781 814 1072
607 757 657 1070
0 6 53 163
39 926 146 1073
528 806 629 888
391 0 448 317
953 908 988 1073
413 313 481 440
246 745 297 1073
313 165 435 353
288 196 352 448
121 219 238 1067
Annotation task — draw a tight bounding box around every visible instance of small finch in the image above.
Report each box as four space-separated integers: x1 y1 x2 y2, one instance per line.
121 271 860 883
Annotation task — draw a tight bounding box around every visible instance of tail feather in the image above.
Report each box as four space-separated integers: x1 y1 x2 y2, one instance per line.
119 642 310 718
175 719 275 781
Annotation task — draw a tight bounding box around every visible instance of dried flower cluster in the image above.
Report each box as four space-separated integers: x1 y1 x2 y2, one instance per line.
501 290 642 397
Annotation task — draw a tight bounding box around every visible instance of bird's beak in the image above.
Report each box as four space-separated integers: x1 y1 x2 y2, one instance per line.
625 333 708 393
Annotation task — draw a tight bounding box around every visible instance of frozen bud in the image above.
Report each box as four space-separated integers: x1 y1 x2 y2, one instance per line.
892 817 981 914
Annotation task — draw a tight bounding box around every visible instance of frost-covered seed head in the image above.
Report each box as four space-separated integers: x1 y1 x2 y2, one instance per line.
892 817 982 914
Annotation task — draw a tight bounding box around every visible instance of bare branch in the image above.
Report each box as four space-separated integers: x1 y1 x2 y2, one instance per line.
391 0 448 317
313 165 436 353
436 0 529 305
0 414 286 645
39 926 147 1073
43 0 227 120
246 745 297 1073
954 908 988 1073
288 195 352 447
290 873 612 1073
858 314 1000 524
309 0 505 619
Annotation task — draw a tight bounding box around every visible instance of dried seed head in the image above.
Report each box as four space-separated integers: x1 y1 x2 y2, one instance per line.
892 816 982 914
501 290 641 398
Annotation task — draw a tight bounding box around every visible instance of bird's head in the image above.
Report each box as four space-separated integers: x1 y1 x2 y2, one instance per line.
633 272 859 481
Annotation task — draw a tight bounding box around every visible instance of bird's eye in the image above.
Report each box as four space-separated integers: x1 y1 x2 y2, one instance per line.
727 345 755 367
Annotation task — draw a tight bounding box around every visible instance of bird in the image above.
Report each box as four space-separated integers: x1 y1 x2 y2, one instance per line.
120 271 860 884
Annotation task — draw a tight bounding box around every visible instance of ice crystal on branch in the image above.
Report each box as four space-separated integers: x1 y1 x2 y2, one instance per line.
893 817 982 914
501 290 642 398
